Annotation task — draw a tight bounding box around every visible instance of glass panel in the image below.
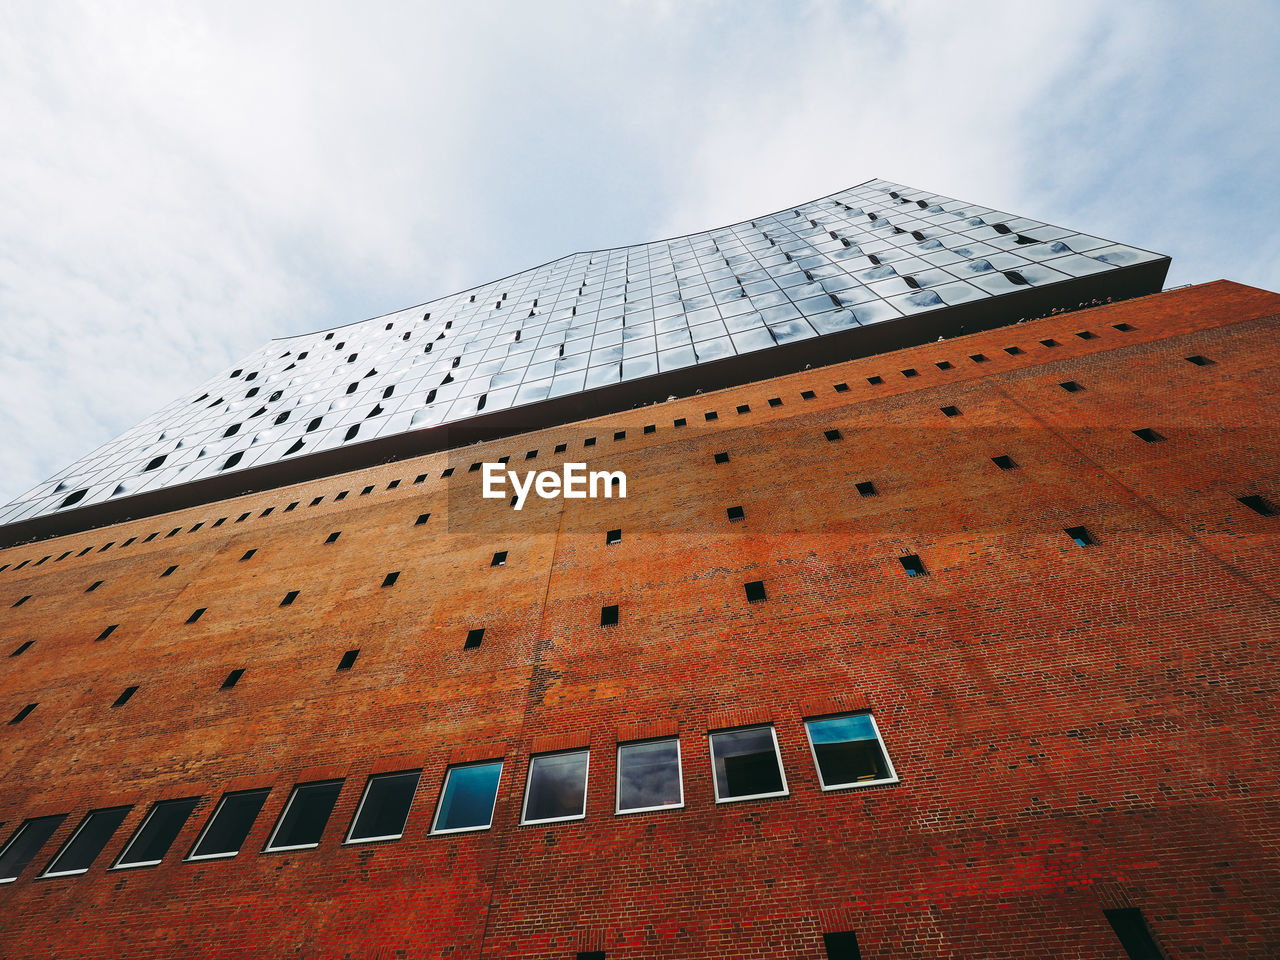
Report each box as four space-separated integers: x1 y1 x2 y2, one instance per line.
433 761 503 833
43 806 131 876
806 714 895 788
0 815 66 882
710 726 785 800
116 797 200 867
523 750 589 823
189 789 269 859
267 780 343 850
347 771 420 842
617 739 683 812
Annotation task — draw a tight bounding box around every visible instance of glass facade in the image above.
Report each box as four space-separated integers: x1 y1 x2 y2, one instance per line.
0 179 1165 527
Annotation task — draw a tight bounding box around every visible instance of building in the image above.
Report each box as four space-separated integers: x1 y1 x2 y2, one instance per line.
0 180 1276 959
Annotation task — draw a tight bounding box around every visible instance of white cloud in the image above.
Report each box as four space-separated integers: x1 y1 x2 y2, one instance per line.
0 0 1275 507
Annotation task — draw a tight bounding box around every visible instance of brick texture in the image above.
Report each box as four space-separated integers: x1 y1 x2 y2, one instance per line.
0 280 1277 958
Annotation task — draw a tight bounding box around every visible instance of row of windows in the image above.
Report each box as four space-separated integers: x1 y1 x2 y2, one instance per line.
0 320 1196 576
0 713 896 883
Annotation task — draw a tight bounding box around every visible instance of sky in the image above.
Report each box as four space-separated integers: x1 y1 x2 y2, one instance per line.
1 0 1277 508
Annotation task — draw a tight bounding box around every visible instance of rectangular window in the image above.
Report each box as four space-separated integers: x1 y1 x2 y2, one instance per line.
1077 330 1097 339
1104 907 1166 960
899 554 926 576
382 571 400 587
736 404 750 414
805 713 898 790
726 505 745 521
1065 525 1096 547
834 382 849 392
606 529 622 545
1113 322 1135 332
337 649 359 671
1133 427 1164 443
935 361 953 370
97 624 118 641
600 605 619 626
992 455 1017 470
713 452 729 464
855 481 877 497
616 738 683 814
901 368 917 378
325 531 341 544
1238 494 1276 517
112 685 138 708
491 551 508 567
522 750 589 824
265 780 344 852
187 789 269 860
941 405 960 418
416 513 431 526
0 815 66 882
709 725 787 802
673 418 686 428
42 806 131 877
114 797 200 869
464 628 485 649
1186 355 1212 366
280 590 299 607
768 397 783 407
744 581 767 603
185 608 206 624
825 429 842 442
346 770 420 844
823 930 863 960
10 703 36 724
1060 380 1083 393
432 761 503 834
240 549 256 561
801 390 816 400
221 669 244 689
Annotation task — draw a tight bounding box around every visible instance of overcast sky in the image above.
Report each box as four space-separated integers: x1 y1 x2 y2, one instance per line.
1 0 1277 507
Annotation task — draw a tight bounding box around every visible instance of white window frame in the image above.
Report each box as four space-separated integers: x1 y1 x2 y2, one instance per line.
615 737 684 815
40 807 130 878
708 724 789 804
520 749 590 826
804 712 899 791
0 816 64 884
112 797 198 870
430 760 504 836
344 770 421 845
185 789 268 862
264 780 342 853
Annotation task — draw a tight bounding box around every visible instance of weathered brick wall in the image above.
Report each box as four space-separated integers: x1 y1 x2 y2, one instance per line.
0 280 1277 959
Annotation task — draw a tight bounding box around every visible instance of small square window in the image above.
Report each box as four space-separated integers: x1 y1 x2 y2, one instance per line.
469 462 482 473
822 930 864 960
935 361 952 371
415 513 431 526
236 513 250 523
310 496 324 506
866 376 883 385
97 624 118 641
386 480 400 490
112 685 138 708
1133 427 1164 443
491 551 508 567
703 411 717 422
265 780 344 852
1060 380 1083 393
643 424 656 434
1186 355 1213 366
441 467 455 478
1040 338 1059 347
1076 330 1097 340
113 797 199 870
713 452 729 464
221 668 244 689
280 590 299 607
855 480 877 498
382 571 400 588
584 437 596 447
1238 494 1276 517
899 554 926 577
726 505 745 521
521 750 589 824
161 565 178 578
325 531 341 544
433 761 503 833
768 397 783 407
464 628 485 649
167 527 181 537
606 528 622 545
345 770 420 844
833 382 849 392
992 455 1017 470
336 491 350 501
673 418 687 428
601 604 619 626
337 649 359 671
1065 525 1096 547
901 368 918 378
555 443 568 453
969 353 987 363
1004 346 1023 356
941 405 960 418
41 807 132 877
801 390 816 400
825 429 842 442
414 474 428 484
1103 907 1165 960
187 789 269 861
1113 322 1134 332
12 594 31 607
805 713 898 790
744 580 767 603
709 725 787 802
736 404 750 414
10 703 37 724
11 640 33 657
186 608 206 624
86 580 103 593
526 449 539 459
615 429 628 439
616 737 683 813
259 507 273 518
360 485 374 495
0 815 68 882
240 549 256 561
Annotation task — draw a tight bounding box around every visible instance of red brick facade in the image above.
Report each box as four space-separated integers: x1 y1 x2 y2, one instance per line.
0 280 1277 958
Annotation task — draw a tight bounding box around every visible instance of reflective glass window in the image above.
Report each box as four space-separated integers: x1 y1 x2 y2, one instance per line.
521 750 589 824
0 815 66 882
616 738 683 814
346 771 420 843
188 789 269 860
265 780 343 851
805 714 898 789
115 797 200 868
42 806 131 877
432 761 503 834
709 725 787 802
